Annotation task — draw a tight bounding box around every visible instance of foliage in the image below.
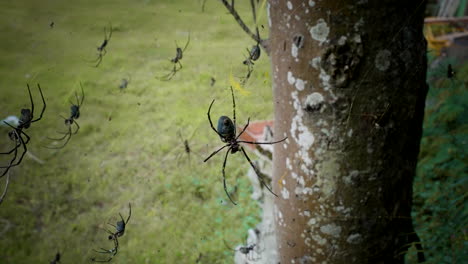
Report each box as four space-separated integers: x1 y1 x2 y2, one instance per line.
407 56 468 263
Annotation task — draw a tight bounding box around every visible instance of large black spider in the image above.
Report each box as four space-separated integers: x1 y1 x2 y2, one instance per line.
92 24 112 67
204 87 287 205
157 33 190 81
1 84 46 177
46 83 84 149
91 203 130 263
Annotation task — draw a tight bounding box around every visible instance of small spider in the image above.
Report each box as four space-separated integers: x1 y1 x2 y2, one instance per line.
177 131 191 164
91 24 112 67
91 235 119 263
50 252 61 264
107 203 131 240
447 64 455 79
204 86 287 205
1 84 46 177
241 43 261 85
224 238 261 261
91 203 130 262
46 83 84 149
157 33 190 81
119 75 131 91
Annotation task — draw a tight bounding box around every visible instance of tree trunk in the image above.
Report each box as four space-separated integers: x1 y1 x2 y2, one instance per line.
269 0 427 263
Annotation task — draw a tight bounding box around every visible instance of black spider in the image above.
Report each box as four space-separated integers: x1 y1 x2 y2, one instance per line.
447 64 455 79
157 33 190 81
91 203 130 263
204 87 287 205
50 252 61 264
240 0 262 84
92 24 112 67
178 131 191 164
1 84 46 177
119 75 131 91
46 83 84 149
107 203 131 240
224 239 261 261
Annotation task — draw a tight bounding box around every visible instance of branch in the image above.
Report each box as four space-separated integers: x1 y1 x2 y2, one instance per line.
219 0 270 54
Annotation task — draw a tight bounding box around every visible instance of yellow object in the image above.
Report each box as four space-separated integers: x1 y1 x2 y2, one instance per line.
229 71 251 96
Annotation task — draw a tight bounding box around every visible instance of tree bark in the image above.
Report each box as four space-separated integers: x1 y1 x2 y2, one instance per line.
269 0 427 263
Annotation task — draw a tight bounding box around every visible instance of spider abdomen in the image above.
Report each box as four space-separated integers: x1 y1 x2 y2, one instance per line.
19 109 32 128
250 45 261 61
70 105 80 119
217 116 236 142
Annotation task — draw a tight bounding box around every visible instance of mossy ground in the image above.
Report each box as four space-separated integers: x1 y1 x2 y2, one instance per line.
0 0 273 263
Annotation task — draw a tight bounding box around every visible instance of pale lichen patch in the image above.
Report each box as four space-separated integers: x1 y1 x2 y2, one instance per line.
310 57 321 69
295 78 306 91
309 0 315 7
287 71 296 85
320 223 342 238
346 233 363 244
281 187 290 199
287 1 293 10
310 19 329 45
291 44 299 58
304 92 324 112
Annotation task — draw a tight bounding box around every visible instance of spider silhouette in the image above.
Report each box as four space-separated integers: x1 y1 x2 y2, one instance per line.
157 33 190 81
106 203 131 240
1 84 46 177
46 83 84 149
91 24 112 67
91 203 130 262
204 87 287 205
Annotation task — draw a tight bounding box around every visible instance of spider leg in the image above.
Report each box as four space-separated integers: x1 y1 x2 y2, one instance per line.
126 203 131 223
236 117 250 140
0 131 21 155
107 24 113 41
79 82 85 107
222 146 237 205
203 144 230 162
206 100 224 138
229 86 236 127
31 84 46 123
72 120 80 134
156 65 177 81
27 84 34 119
3 122 31 145
0 133 27 176
45 127 72 149
182 32 190 52
0 169 11 205
237 136 288 145
94 54 103 68
240 146 278 198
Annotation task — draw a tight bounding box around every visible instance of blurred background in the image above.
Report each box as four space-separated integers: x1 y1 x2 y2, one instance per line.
0 0 466 263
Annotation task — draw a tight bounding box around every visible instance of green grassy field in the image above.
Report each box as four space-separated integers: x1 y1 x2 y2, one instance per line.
0 0 274 263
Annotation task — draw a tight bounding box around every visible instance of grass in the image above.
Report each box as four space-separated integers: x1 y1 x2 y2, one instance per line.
0 0 273 263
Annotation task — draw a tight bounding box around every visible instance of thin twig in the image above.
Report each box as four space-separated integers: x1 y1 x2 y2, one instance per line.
219 0 269 52
250 0 260 39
